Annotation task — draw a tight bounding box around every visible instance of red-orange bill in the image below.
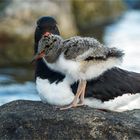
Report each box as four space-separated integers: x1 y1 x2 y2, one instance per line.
31 50 45 64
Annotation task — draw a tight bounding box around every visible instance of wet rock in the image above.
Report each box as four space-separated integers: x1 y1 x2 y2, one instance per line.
0 100 139 140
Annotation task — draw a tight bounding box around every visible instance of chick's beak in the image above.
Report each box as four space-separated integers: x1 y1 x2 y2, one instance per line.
31 50 45 63
31 32 51 64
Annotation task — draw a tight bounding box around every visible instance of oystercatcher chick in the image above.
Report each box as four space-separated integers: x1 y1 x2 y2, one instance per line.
33 33 124 110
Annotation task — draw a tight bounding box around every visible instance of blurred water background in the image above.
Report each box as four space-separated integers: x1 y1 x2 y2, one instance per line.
0 0 140 106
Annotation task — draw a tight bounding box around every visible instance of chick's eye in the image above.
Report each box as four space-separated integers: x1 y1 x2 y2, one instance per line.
53 39 57 42
45 45 50 49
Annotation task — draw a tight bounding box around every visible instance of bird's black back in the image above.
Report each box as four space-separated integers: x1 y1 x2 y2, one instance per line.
86 67 140 101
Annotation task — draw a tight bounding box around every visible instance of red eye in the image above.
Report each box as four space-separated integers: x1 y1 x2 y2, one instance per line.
44 32 51 37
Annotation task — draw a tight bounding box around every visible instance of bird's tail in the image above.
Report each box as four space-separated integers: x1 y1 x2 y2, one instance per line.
107 47 124 59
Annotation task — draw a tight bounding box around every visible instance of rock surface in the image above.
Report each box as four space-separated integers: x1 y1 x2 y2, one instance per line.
0 100 140 140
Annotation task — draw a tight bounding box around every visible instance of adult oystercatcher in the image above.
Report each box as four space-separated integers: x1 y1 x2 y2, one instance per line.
34 16 140 111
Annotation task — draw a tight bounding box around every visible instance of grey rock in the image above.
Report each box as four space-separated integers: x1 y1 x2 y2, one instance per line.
0 100 140 140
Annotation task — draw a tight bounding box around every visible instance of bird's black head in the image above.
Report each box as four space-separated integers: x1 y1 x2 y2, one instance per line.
34 16 60 53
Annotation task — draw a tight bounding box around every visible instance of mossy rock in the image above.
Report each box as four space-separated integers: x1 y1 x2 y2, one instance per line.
0 32 34 66
72 0 125 31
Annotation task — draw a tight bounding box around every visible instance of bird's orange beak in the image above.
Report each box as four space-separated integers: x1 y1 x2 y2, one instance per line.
31 50 45 63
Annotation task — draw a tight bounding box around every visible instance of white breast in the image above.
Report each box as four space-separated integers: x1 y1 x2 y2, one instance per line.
36 77 74 106
56 55 122 81
43 54 122 82
43 54 81 81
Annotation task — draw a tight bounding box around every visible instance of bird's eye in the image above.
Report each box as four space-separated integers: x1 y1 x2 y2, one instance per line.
45 45 49 48
53 39 57 42
37 26 41 30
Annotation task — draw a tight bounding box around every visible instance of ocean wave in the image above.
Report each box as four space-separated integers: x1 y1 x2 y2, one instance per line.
0 82 40 106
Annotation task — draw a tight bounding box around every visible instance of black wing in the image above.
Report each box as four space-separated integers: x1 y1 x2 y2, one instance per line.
71 67 140 101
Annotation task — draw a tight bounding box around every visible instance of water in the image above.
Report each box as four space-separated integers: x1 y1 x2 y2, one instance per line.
104 10 140 72
0 68 40 106
0 10 140 106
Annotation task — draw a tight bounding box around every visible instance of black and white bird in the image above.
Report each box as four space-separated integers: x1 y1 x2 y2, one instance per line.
34 16 140 112
33 32 124 109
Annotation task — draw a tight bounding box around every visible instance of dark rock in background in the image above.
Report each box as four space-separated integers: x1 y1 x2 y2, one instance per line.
0 100 139 140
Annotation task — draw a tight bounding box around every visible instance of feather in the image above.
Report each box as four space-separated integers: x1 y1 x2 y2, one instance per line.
83 67 140 101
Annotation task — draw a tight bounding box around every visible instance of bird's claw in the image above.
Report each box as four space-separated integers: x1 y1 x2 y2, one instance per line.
59 102 85 110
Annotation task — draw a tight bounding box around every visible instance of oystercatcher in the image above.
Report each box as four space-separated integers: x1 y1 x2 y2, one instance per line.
33 33 124 109
34 16 140 111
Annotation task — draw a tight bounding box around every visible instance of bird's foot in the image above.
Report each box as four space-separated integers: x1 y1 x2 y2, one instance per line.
60 102 85 110
97 108 110 112
52 105 60 110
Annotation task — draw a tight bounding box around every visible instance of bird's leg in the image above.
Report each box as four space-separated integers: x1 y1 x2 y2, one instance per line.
70 80 84 105
78 80 87 106
60 80 87 110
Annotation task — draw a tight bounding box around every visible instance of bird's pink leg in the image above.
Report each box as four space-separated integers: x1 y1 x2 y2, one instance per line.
60 80 87 110
77 80 87 106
